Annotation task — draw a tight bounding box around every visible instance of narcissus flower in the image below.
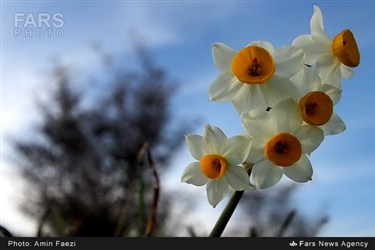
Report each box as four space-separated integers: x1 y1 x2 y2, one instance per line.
292 6 360 88
181 124 254 207
210 41 304 113
241 98 324 189
290 66 346 135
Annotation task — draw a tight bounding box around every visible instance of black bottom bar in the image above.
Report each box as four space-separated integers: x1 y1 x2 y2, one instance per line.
0 237 374 250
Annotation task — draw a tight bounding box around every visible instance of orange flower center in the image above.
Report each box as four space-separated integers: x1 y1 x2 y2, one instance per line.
200 154 227 179
231 46 275 84
265 132 302 167
332 29 360 67
299 91 333 126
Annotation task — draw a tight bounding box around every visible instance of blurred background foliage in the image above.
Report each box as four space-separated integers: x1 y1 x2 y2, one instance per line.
2 45 328 237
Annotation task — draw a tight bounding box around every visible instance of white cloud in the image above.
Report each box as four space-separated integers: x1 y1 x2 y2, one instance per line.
0 164 37 236
1 68 43 138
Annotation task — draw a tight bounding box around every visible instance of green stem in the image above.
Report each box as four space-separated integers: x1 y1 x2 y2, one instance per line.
208 189 245 237
209 163 253 237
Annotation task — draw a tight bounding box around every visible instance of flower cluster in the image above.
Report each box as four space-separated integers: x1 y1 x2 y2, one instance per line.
181 6 360 207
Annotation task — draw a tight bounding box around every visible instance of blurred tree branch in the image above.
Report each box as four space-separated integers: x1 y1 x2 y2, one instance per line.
137 143 160 237
0 225 13 237
9 44 193 237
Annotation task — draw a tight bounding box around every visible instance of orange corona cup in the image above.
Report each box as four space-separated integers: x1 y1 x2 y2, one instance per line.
200 154 227 179
231 46 275 84
299 91 333 126
332 29 360 67
265 132 302 167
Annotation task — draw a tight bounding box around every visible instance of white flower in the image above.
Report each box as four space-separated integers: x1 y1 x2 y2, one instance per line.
292 6 360 88
290 66 346 135
181 124 254 207
210 41 304 113
241 98 324 189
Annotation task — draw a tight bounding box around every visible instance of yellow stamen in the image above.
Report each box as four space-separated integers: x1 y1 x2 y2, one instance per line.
232 46 275 84
200 154 227 179
265 132 302 167
332 29 360 67
299 91 333 126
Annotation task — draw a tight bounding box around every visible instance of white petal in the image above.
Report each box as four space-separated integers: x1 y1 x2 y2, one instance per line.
310 6 332 44
212 42 237 74
225 165 254 190
320 112 346 135
320 84 342 105
283 154 313 182
181 162 208 186
294 125 324 154
246 145 265 163
292 35 331 65
223 135 252 165
316 54 342 88
340 64 354 80
209 73 243 102
274 46 305 78
241 110 275 141
252 159 283 189
232 84 268 113
248 40 275 56
265 76 297 106
186 135 206 160
270 97 303 132
203 124 227 154
206 178 229 208
290 66 322 99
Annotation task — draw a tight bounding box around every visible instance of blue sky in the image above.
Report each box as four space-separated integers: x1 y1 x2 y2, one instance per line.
1 1 375 236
